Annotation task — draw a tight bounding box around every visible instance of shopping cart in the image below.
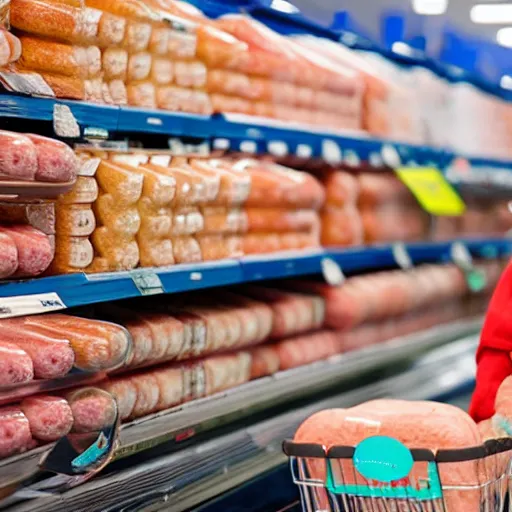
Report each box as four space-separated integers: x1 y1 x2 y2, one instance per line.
283 436 512 512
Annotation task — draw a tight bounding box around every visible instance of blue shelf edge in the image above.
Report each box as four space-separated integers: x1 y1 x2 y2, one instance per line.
0 238 509 312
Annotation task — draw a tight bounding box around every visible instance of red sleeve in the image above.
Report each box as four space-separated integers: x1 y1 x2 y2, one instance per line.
470 260 512 422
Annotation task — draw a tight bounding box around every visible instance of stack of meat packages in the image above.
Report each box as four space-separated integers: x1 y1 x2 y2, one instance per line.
3 0 365 132
0 130 79 279
51 153 327 273
241 159 324 254
318 169 429 246
0 259 503 462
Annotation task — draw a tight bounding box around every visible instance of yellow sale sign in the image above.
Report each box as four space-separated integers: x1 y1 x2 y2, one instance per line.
395 167 466 216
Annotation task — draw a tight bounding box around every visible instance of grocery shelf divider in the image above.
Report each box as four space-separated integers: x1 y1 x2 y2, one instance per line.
3 329 479 512
0 239 509 315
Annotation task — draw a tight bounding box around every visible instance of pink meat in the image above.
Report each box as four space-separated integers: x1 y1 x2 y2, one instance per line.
0 131 38 180
0 232 18 279
102 377 138 421
68 390 117 433
250 345 280 379
295 401 483 512
152 367 184 411
0 406 33 459
0 341 33 386
0 323 74 379
21 395 73 442
1 225 53 277
129 373 160 419
25 134 79 183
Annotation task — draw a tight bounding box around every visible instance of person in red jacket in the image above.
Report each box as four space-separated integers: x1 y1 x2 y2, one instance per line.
470 260 512 422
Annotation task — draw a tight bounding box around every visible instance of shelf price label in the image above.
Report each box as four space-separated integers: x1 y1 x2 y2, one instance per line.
0 293 66 319
130 270 164 296
395 167 465 216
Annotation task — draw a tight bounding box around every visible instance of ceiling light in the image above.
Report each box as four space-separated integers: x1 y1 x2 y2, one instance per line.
497 27 512 46
471 4 512 24
412 0 448 15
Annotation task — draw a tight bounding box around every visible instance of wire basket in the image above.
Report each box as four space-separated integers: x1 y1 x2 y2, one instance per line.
283 437 512 512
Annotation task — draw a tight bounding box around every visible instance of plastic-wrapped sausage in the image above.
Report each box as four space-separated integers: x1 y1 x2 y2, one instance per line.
56 204 95 237
245 208 319 233
50 236 94 273
18 36 101 79
21 395 73 442
25 134 79 183
58 176 99 204
0 407 33 459
249 346 280 379
0 225 54 277
0 342 34 387
0 232 19 279
0 322 75 379
101 377 137 421
19 314 131 372
102 48 128 81
0 131 38 181
67 388 117 433
0 202 55 235
11 0 103 45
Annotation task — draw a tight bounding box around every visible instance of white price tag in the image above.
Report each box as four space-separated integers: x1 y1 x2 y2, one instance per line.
240 141 257 154
213 138 230 150
392 243 413 270
321 257 345 286
451 241 473 270
296 144 312 159
268 141 288 157
322 140 342 165
0 292 66 319
381 144 401 168
53 105 80 138
130 270 164 296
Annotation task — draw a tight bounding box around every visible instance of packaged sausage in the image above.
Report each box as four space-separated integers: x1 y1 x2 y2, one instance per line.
0 407 33 459
127 52 152 82
202 207 248 234
18 36 101 79
0 29 21 67
0 342 34 387
205 159 252 206
171 236 202 263
123 21 152 52
0 131 38 181
174 60 207 89
0 202 55 235
95 160 144 205
25 134 79 183
149 26 171 56
0 322 75 379
138 199 172 237
321 206 364 247
196 234 239 261
17 314 131 372
127 81 156 108
173 158 220 203
151 58 173 85
94 194 141 237
51 235 94 273
102 47 128 81
0 233 18 279
203 352 251 397
108 79 128 105
56 204 95 237
320 169 359 208
137 235 174 267
91 227 140 270
245 208 319 234
241 160 325 209
242 233 281 255
58 176 99 204
171 207 204 236
1 225 54 278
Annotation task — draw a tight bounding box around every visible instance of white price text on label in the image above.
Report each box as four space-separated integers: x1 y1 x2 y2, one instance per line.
0 293 66 319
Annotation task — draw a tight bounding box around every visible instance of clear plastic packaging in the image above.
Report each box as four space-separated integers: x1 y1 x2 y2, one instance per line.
0 202 55 235
202 207 247 234
245 208 318 234
58 176 99 204
321 206 364 247
56 204 95 237
91 227 140 270
50 235 94 273
170 235 202 264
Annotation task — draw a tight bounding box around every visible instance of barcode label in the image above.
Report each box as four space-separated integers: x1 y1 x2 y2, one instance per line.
0 293 66 319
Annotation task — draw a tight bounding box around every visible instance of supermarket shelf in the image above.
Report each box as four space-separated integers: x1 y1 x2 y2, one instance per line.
0 93 468 169
0 315 481 497
6 332 478 512
0 239 509 315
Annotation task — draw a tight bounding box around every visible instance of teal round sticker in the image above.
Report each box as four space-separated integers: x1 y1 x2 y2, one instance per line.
467 270 487 293
353 436 414 483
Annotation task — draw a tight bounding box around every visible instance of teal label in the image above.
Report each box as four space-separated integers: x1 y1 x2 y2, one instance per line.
71 433 109 471
467 269 487 293
353 436 414 483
